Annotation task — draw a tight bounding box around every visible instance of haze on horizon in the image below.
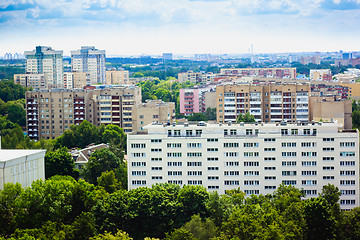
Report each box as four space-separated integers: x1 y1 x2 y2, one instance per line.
0 0 359 56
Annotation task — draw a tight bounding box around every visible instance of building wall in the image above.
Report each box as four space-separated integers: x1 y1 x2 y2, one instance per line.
340 82 360 99
106 70 130 85
132 100 175 131
128 122 359 210
14 74 46 90
0 150 45 189
24 46 63 89
73 72 90 89
220 68 296 78
26 86 142 140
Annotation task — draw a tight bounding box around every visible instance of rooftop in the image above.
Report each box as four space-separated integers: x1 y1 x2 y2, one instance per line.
0 149 46 162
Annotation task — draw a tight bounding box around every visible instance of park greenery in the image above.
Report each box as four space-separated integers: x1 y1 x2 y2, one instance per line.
0 181 359 240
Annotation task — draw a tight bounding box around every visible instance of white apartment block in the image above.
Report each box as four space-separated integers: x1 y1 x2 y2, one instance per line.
24 46 63 88
71 46 106 85
128 122 359 210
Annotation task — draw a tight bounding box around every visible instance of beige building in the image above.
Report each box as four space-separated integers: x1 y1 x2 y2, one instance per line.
106 70 130 85
0 149 45 189
216 83 310 123
178 71 201 83
310 97 352 129
25 86 141 140
73 72 90 89
14 74 46 90
132 100 175 131
309 69 332 81
220 68 297 79
63 73 73 89
204 91 217 110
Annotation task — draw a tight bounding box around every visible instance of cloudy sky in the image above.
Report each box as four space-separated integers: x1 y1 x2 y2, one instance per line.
0 0 359 56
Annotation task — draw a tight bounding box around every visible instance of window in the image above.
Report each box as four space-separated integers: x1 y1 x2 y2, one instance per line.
323 166 334 171
264 138 276 142
301 142 316 147
187 143 202 148
152 176 162 180
323 138 334 142
131 162 146 167
291 129 298 135
244 171 259 176
188 180 203 185
151 167 162 171
340 171 355 176
207 138 218 142
304 190 317 195
132 180 146 185
207 148 218 152
167 143 181 148
224 180 239 185
188 171 202 176
340 180 355 185
341 190 355 195
187 152 202 157
244 180 259 185
208 167 219 171
302 161 316 166
340 200 356 205
282 152 296 157
323 176 335 180
168 180 183 184
151 158 163 161
265 176 276 180
187 162 202 166
264 157 276 161
244 152 259 157
167 152 182 157
208 186 219 189
264 167 276 170
151 139 162 143
244 142 259 147
265 186 276 190
224 143 240 148
282 171 297 176
168 171 182 176
226 161 239 166
282 180 296 185
244 190 259 195
282 161 296 166
224 171 240 176
340 161 356 166
151 148 162 152
244 162 259 166
323 157 334 161
282 142 296 147
131 153 146 157
131 143 146 148
340 142 355 147
302 180 317 185
225 152 238 157
208 176 219 180
303 129 310 135
301 152 317 157
132 171 146 176
301 171 317 176
340 152 355 157
207 157 219 161
168 162 182 166
264 148 275 152
323 147 334 152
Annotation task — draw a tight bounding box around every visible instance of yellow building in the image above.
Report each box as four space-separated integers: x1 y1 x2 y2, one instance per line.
106 70 130 85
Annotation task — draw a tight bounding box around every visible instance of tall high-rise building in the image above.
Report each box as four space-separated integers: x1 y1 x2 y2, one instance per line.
71 46 106 85
24 46 63 88
25 86 141 141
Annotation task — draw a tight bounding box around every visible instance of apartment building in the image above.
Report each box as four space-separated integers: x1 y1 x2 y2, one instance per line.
71 46 106 85
25 86 141 140
106 70 130 85
216 83 310 123
310 69 332 81
63 72 73 89
178 71 201 84
14 74 46 90
128 122 359 210
220 68 296 79
132 100 175 131
179 85 216 116
24 46 63 88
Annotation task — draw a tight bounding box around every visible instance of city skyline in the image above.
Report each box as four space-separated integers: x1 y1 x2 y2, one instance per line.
1 0 360 56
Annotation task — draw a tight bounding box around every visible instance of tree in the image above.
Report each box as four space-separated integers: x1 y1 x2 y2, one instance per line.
45 147 79 179
82 148 123 185
187 113 207 122
6 100 26 127
204 107 216 121
352 110 360 129
236 112 256 123
97 171 121 193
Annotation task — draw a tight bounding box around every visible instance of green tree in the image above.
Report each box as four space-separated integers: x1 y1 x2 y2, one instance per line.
97 171 121 193
82 148 123 185
236 112 256 123
166 228 195 240
6 100 26 127
352 110 360 128
204 107 216 121
187 113 207 122
45 147 79 179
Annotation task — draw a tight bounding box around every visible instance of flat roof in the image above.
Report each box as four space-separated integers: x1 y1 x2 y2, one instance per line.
0 149 46 162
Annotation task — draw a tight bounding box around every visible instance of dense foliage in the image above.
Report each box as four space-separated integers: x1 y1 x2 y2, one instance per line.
0 181 359 240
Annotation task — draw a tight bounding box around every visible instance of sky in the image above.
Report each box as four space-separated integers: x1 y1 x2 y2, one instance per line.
0 0 360 56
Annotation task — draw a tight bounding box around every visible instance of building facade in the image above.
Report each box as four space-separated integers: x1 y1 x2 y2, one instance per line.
128 122 359 210
14 74 46 90
310 69 332 81
25 86 141 140
216 83 310 123
0 149 46 189
132 100 175 131
106 70 130 85
71 46 106 85
220 68 296 79
179 86 216 116
24 46 63 88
